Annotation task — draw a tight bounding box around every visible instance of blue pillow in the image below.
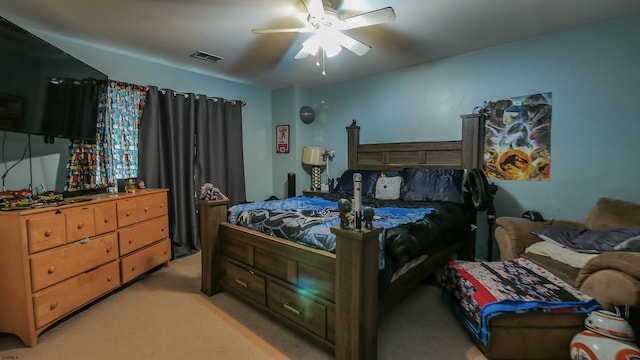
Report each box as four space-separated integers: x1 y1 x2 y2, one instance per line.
334 170 381 198
399 168 465 203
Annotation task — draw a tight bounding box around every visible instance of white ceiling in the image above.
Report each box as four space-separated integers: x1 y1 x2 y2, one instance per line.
2 0 640 90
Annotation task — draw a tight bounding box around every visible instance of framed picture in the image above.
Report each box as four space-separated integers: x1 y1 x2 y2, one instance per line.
276 124 289 153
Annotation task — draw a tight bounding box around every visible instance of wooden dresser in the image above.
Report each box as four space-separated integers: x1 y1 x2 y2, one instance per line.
0 188 171 347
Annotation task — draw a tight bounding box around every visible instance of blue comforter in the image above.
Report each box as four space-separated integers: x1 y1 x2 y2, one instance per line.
228 196 437 268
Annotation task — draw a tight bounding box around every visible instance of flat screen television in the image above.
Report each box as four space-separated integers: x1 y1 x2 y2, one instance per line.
0 16 108 142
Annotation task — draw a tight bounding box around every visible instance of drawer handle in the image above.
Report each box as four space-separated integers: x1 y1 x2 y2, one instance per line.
47 266 56 274
131 265 137 271
106 246 112 253
49 302 58 311
77 222 84 230
125 211 131 217
235 279 248 288
107 275 112 282
128 239 133 244
103 217 110 223
160 203 164 209
44 230 52 237
144 206 149 213
283 303 302 316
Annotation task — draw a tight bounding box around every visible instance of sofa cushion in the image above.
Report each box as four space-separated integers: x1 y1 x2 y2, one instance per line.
583 197 640 230
532 226 640 253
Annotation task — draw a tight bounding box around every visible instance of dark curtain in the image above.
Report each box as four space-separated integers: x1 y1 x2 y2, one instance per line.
138 86 246 258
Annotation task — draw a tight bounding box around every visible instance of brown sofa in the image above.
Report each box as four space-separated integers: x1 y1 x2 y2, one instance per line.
483 197 640 359
495 197 640 310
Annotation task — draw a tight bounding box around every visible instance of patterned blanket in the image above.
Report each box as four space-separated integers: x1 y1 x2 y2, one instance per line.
227 196 436 268
442 258 600 346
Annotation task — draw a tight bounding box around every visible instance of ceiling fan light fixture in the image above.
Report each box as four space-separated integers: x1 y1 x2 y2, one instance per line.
299 30 342 58
322 42 341 58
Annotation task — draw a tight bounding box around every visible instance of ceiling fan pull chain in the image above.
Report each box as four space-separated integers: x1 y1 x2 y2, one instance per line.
322 48 327 76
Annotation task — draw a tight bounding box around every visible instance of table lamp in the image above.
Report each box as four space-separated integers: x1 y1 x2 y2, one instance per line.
302 146 326 191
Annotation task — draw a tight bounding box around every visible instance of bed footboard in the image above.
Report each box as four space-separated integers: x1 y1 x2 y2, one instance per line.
331 226 383 360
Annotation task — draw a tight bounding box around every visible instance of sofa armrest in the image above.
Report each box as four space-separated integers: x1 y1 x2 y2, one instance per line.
575 252 640 309
578 270 640 309
494 217 585 260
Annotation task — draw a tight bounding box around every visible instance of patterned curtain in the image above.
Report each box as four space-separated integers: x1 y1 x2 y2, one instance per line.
66 142 98 191
66 80 147 191
95 81 147 186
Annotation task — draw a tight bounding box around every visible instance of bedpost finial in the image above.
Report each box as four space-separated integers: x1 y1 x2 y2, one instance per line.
350 119 357 127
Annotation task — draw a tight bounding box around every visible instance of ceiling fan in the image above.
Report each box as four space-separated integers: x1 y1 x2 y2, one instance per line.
252 0 395 61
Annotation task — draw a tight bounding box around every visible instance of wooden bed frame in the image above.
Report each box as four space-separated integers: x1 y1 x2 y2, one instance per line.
199 114 482 360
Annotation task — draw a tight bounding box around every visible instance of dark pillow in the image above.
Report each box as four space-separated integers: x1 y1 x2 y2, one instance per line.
532 226 640 253
334 170 381 198
399 168 465 203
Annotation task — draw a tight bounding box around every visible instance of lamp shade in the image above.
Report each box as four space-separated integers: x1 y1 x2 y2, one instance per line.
302 146 326 166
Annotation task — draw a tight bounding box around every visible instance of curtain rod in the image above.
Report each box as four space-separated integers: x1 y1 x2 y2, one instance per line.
159 89 246 106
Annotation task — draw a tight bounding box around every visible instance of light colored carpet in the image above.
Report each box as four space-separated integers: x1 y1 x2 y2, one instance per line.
0 252 487 359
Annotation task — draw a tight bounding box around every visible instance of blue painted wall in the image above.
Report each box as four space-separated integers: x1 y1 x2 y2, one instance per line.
3 13 639 259
287 13 640 258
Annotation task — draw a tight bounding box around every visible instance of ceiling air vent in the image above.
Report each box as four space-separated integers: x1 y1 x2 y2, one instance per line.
190 50 224 63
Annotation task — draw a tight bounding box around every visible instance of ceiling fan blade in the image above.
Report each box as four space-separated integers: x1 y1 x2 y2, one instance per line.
340 7 396 30
302 0 325 19
252 28 311 34
335 32 371 56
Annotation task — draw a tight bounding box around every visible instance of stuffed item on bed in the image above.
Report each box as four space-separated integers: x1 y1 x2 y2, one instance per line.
442 258 600 347
375 173 402 200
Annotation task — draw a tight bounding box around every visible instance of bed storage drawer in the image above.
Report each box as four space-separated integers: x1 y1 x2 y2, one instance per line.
267 281 327 338
221 258 266 305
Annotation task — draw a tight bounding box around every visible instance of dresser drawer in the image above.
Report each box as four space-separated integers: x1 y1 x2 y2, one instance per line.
27 212 67 254
221 258 266 305
63 207 96 242
137 192 168 221
32 260 119 329
267 281 327 338
117 198 138 227
118 216 169 255
120 238 171 284
30 233 118 292
93 202 117 235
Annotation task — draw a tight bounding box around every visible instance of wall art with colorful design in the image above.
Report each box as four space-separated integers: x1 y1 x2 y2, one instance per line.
483 92 552 181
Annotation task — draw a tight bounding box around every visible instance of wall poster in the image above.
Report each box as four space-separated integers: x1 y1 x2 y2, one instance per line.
276 124 289 153
483 92 552 181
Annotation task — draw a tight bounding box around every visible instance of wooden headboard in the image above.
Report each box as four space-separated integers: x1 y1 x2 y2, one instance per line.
346 114 482 171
